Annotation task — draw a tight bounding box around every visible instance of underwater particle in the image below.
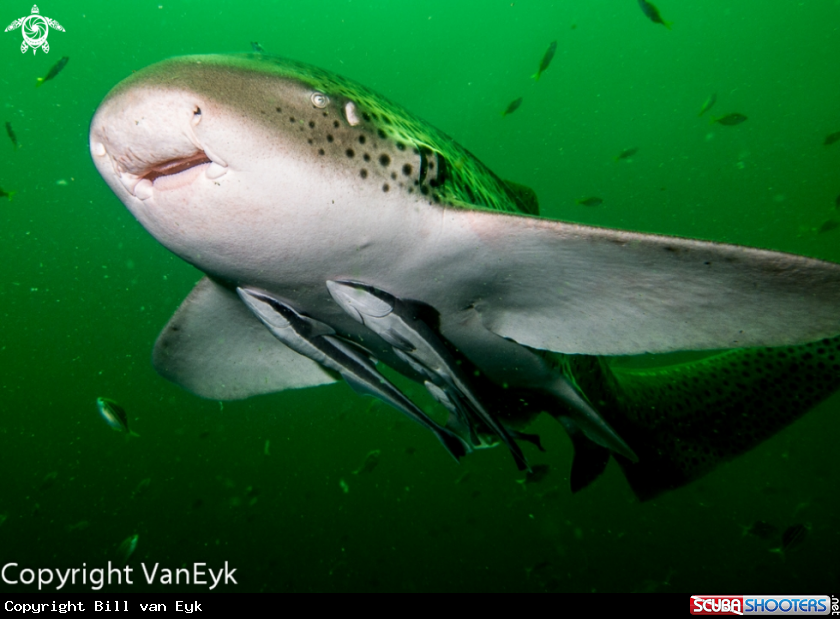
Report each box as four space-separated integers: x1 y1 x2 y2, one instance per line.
96 397 139 437
0 513 7 527
404 446 417 455
36 56 69 88
698 93 717 117
0 187 17 201
834 194 840 209
741 520 779 540
116 533 139 564
264 439 270 456
353 449 381 475
637 0 671 29
713 113 748 126
131 478 151 499
576 196 603 207
198 430 210 439
516 464 550 486
39 471 58 491
191 498 204 510
501 97 523 117
339 478 349 494
5 121 19 149
532 41 557 81
823 131 840 146
455 471 472 484
615 147 639 161
816 219 839 234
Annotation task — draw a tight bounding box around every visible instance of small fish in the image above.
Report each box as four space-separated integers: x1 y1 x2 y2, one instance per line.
96 397 139 437
116 533 139 564
501 97 523 117
264 439 270 456
698 92 717 117
824 131 840 146
66 520 90 532
817 219 839 234
36 56 69 88
251 42 265 53
353 449 381 475
531 41 557 81
517 464 550 486
0 187 17 202
131 477 151 499
339 478 349 494
770 524 808 555
713 113 748 126
741 520 779 540
39 471 58 491
638 0 671 30
615 147 639 161
5 122 18 149
576 196 603 207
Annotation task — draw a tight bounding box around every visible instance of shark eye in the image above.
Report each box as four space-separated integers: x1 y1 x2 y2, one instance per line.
192 106 202 126
310 92 329 108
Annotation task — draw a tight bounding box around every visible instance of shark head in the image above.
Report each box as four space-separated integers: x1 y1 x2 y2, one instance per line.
89 54 515 289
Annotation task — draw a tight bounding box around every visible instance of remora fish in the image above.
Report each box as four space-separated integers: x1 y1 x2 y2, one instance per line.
5 122 19 149
89 55 840 500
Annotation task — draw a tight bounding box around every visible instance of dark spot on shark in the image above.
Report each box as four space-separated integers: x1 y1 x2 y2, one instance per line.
275 107 281 113
318 149 325 156
377 129 387 139
308 138 313 144
363 154 371 162
358 135 366 145
327 135 334 142
333 120 340 128
420 185 429 195
289 117 296 123
391 172 397 180
383 183 390 192
402 164 413 176
346 149 355 158
362 112 371 122
308 121 315 128
382 115 392 125
396 142 405 151
379 154 391 167
360 169 368 179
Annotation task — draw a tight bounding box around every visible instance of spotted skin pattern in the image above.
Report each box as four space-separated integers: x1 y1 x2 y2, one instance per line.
236 54 534 215
560 336 840 499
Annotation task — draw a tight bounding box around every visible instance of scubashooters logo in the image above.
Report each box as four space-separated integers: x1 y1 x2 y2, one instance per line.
4 5 65 54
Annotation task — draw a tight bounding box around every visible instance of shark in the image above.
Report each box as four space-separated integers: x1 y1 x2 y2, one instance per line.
89 54 840 498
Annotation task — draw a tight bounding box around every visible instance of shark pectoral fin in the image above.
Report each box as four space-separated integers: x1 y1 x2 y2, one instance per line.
451 209 840 355
556 417 611 494
153 277 336 400
502 179 540 216
550 376 638 462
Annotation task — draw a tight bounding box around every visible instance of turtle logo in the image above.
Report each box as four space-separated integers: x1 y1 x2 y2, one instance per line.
5 5 65 55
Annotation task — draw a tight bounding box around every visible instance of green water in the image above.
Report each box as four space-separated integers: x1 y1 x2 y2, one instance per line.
2 0 839 593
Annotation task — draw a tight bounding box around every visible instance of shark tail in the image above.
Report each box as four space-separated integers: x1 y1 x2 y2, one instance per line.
564 335 840 500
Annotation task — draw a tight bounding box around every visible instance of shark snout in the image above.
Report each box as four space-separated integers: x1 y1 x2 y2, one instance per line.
89 88 228 200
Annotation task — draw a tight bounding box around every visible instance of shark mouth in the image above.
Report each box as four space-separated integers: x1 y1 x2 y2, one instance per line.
108 148 229 200
142 151 214 192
